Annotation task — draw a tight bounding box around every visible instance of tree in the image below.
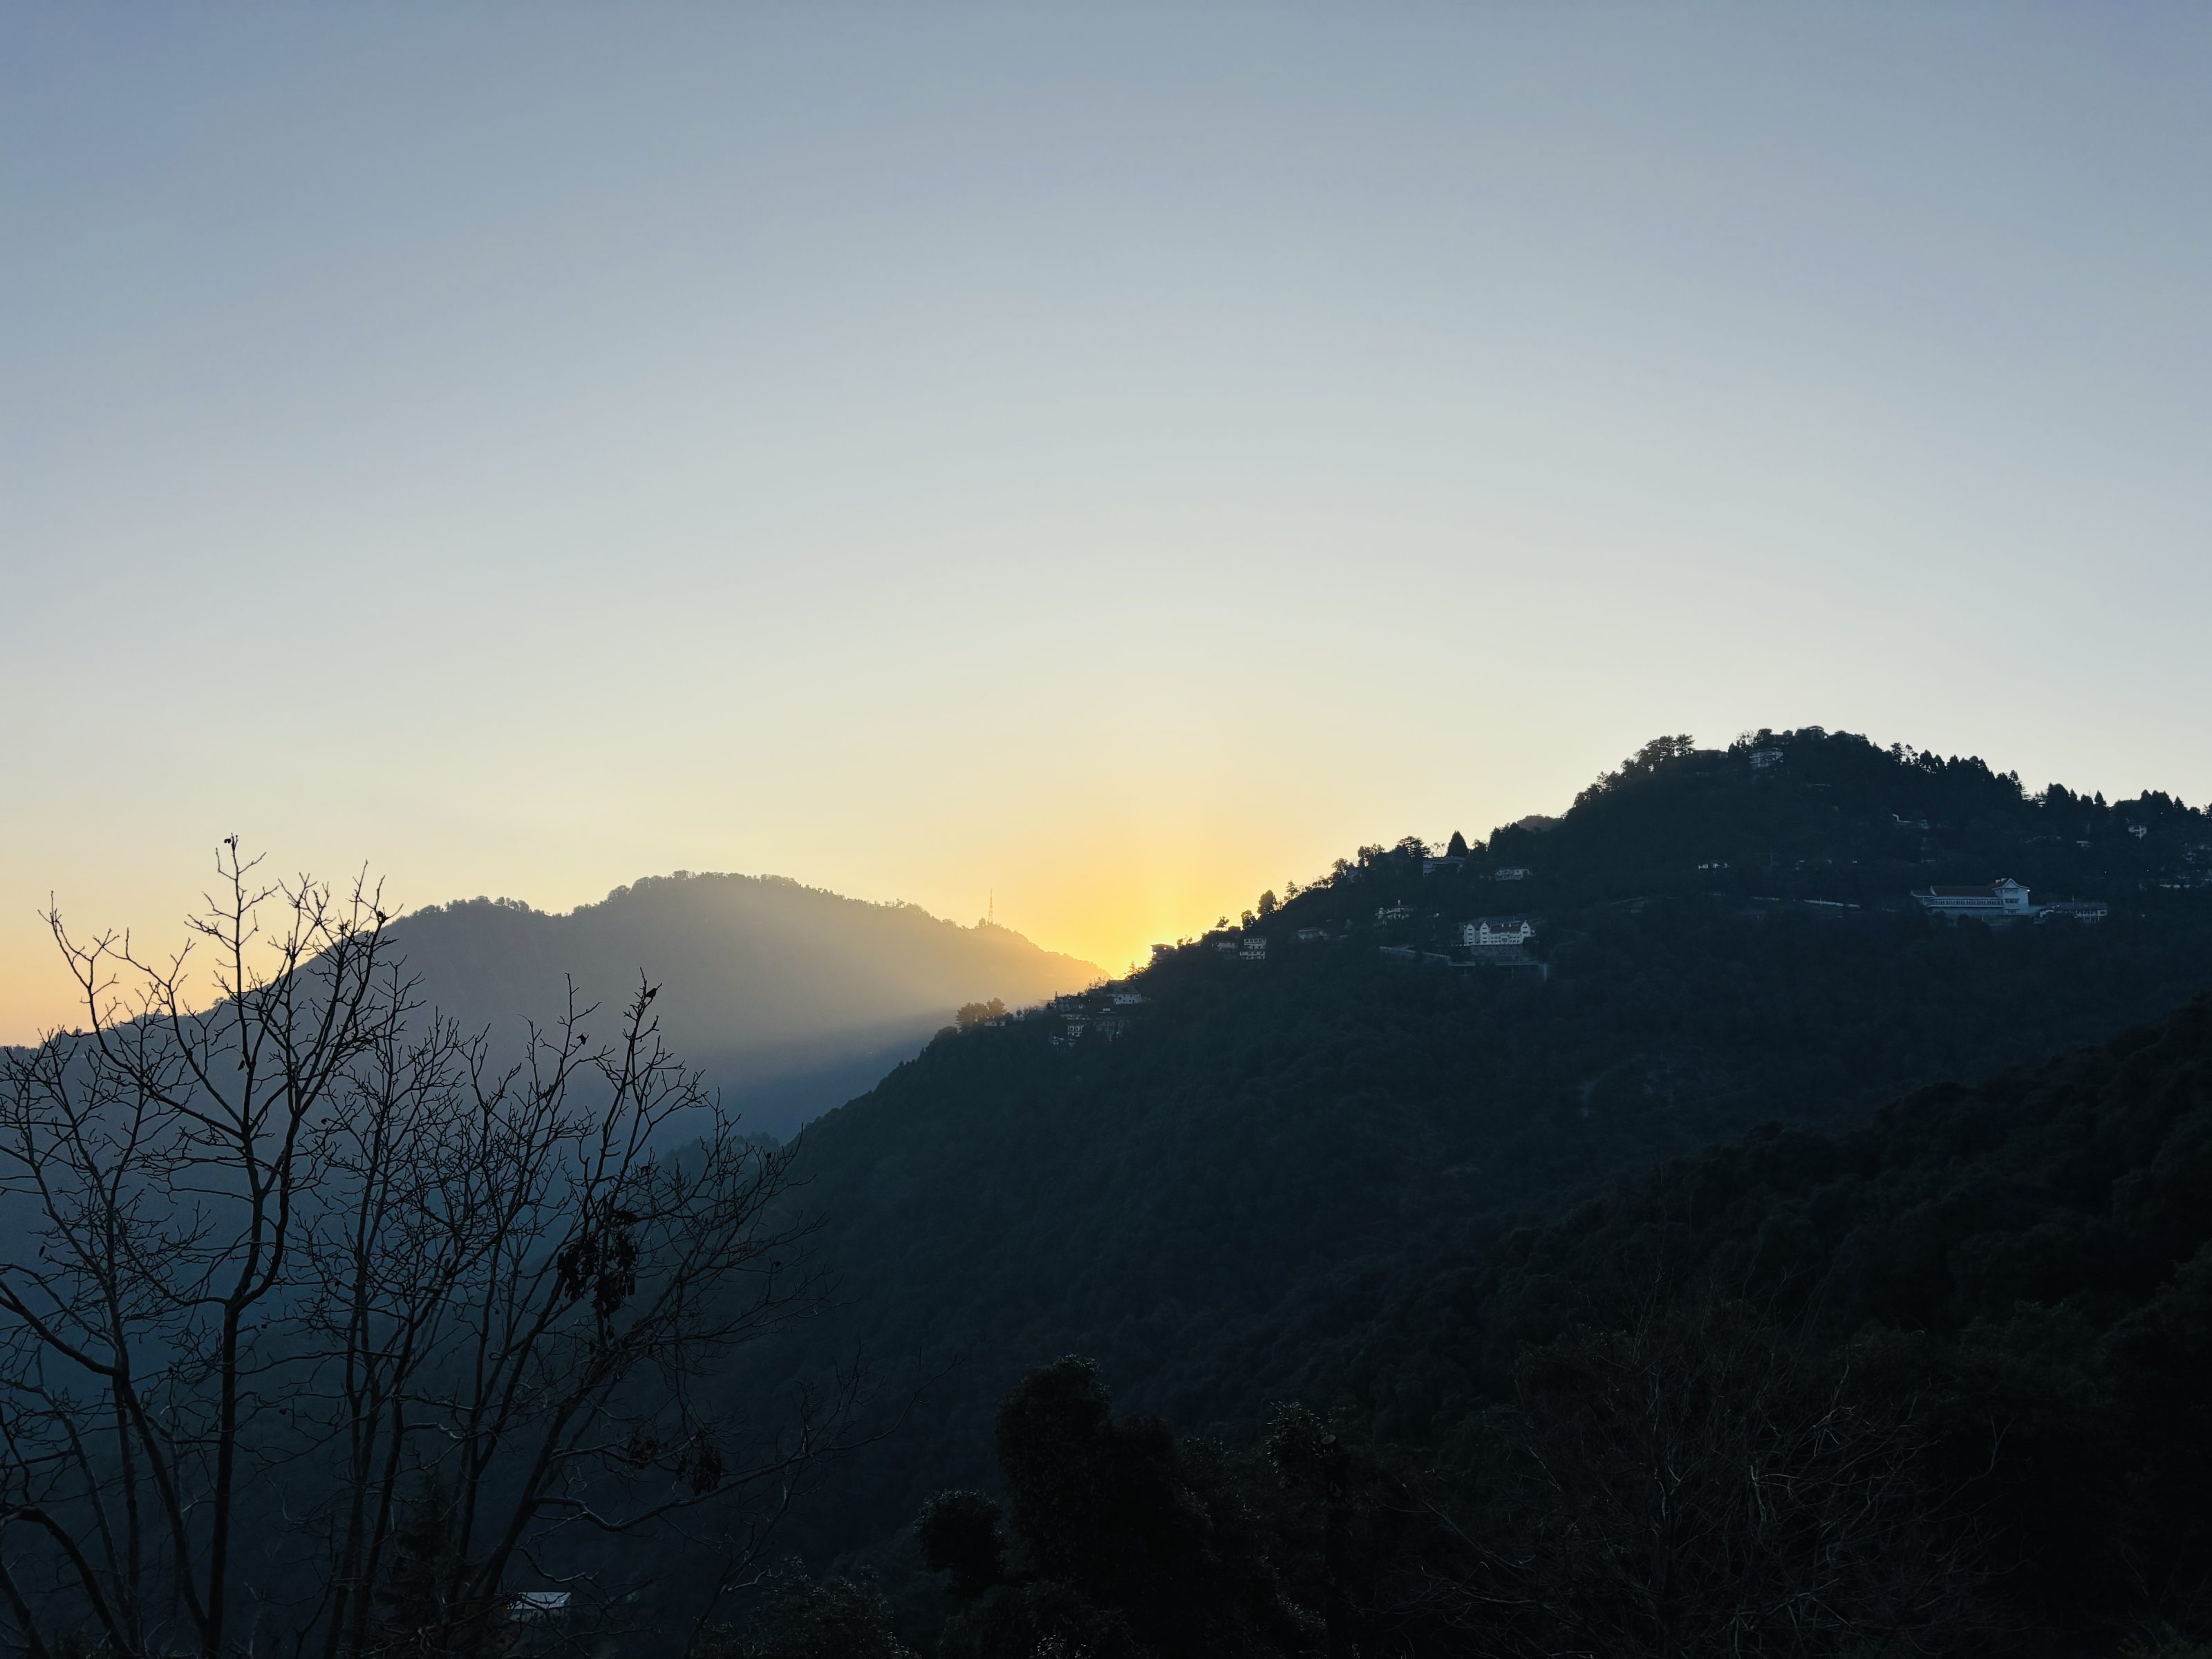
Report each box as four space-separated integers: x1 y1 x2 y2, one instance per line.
1394 1293 1987 1658
700 1558 913 1659
1255 892 1277 920
1264 1404 1351 1659
1575 733 1700 808
919 1358 1290 1659
916 1492 1005 1598
1445 832 1468 859
0 845 852 1659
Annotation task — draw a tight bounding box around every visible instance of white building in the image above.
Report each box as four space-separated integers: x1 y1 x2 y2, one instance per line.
1375 901 1414 923
1749 749 1785 771
1240 936 1267 960
2040 901 2110 924
1911 879 2036 921
1493 868 1530 882
1463 917 1535 950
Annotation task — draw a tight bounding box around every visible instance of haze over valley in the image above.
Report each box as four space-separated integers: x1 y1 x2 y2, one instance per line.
384 873 1098 1138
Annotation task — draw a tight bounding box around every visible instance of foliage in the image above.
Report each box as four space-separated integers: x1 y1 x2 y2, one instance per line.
35 734 2194 1654
702 1558 914 1659
885 991 2212 1653
1383 1298 1987 1657
913 1309 1990 1658
0 850 850 1659
915 1493 1006 1598
1573 731 1698 808
919 1358 1291 1659
714 729 2212 1653
2120 1637 2212 1659
1322 992 2212 1648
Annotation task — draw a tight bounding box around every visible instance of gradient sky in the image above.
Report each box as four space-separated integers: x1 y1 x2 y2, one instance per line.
4 6 2209 1040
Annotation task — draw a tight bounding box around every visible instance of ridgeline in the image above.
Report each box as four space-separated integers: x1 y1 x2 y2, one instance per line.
720 729 2212 1620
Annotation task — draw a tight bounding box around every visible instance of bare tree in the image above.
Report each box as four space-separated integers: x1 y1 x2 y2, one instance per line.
1387 1293 1989 1659
0 845 852 1659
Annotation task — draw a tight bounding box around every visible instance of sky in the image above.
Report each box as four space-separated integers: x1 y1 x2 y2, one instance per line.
3 6 2209 1040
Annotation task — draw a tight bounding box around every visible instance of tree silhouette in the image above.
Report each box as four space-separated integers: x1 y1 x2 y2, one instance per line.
919 1358 1290 1659
0 845 855 1659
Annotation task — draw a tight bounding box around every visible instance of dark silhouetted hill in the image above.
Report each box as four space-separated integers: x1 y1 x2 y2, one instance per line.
1309 991 2212 1649
718 729 2212 1584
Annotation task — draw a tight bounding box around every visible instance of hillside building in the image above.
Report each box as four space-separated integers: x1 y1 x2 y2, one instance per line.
2041 901 2110 924
1493 868 1530 882
1912 879 2036 921
1463 917 1535 950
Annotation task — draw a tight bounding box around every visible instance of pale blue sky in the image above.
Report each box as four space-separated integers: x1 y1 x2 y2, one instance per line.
3 6 2208 1035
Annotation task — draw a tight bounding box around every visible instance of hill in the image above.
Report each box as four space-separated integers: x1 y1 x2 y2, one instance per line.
1308 991 2212 1650
387 872 1100 1138
723 729 2212 1579
820 993 2212 1658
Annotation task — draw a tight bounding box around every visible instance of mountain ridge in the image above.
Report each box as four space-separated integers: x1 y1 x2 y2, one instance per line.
384 869 1102 1138
715 728 2212 1581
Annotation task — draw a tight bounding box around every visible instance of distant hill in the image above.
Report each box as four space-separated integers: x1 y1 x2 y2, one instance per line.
707 729 2212 1588
386 872 1100 1138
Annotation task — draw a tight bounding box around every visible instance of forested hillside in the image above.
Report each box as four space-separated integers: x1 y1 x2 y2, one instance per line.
781 993 2212 1658
13 731 2204 1657
386 872 1099 1136
1309 991 2212 1651
722 730 2212 1606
